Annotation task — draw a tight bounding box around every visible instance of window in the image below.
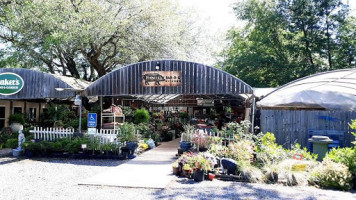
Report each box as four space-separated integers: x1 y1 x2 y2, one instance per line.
13 107 22 114
29 108 37 122
0 106 5 129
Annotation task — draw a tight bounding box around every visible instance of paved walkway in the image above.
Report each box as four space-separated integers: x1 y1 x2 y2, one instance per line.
79 138 180 189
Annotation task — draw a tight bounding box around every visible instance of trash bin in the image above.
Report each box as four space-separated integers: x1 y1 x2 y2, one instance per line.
308 136 333 161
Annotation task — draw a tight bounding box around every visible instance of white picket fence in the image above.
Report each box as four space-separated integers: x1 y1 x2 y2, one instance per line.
30 127 120 145
90 129 120 144
30 127 75 141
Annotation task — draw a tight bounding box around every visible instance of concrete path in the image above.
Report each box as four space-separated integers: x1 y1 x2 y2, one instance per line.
79 138 180 189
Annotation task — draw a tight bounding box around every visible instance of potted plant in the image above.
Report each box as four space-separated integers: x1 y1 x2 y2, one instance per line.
193 130 211 152
180 124 194 151
9 114 25 133
172 161 180 175
22 141 41 157
133 108 150 124
119 123 140 158
182 164 192 177
192 154 211 182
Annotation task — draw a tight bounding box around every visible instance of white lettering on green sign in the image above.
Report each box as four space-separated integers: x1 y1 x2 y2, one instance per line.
0 72 24 95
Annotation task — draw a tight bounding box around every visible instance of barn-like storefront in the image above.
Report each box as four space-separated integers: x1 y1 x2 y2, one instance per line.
84 60 253 133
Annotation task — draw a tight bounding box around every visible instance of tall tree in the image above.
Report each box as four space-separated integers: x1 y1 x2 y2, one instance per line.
221 0 354 87
0 0 204 80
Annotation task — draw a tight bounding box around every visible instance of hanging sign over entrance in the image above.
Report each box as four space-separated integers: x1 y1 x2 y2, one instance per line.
0 72 24 95
142 71 181 87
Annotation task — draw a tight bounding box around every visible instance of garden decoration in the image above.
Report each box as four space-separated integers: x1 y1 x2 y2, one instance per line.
12 130 25 157
9 114 25 133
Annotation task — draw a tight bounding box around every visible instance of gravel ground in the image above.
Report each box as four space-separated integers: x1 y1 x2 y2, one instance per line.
0 157 355 200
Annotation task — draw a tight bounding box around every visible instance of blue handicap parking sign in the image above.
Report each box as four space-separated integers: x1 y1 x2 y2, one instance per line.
87 113 97 127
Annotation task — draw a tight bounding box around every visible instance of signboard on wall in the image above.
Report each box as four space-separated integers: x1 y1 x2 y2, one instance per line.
142 71 181 87
0 72 24 95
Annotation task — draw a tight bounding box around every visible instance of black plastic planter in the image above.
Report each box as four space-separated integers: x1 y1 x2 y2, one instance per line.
194 169 205 182
24 150 34 158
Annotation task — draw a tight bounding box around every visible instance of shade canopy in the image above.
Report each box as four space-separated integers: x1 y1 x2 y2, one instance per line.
0 68 90 99
257 69 356 111
85 60 253 102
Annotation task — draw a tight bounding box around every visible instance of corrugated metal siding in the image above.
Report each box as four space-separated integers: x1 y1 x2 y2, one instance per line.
85 60 253 96
0 68 77 99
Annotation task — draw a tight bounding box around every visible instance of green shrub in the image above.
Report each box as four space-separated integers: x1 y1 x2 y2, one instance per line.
5 138 18 149
255 132 288 166
120 123 139 142
65 136 91 154
40 141 51 150
8 114 25 125
51 141 63 152
326 147 356 175
226 138 254 163
350 119 356 145
133 108 150 124
22 141 41 152
0 134 10 144
136 123 152 138
289 143 318 161
310 160 352 191
240 164 264 183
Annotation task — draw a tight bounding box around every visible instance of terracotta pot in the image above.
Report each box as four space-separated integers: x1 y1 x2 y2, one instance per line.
208 173 215 181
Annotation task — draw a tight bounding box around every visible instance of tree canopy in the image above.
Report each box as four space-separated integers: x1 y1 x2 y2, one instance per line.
0 0 204 80
221 0 356 87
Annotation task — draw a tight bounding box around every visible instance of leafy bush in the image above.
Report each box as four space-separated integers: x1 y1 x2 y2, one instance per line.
289 143 318 161
326 147 356 175
136 123 152 138
255 132 288 166
209 143 228 158
5 138 18 149
240 164 264 183
120 123 139 142
22 141 41 152
133 108 150 124
226 138 254 163
181 124 195 142
310 160 352 191
9 114 25 125
350 119 356 145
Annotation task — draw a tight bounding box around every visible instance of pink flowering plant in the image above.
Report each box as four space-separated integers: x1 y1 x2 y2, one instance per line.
192 130 212 149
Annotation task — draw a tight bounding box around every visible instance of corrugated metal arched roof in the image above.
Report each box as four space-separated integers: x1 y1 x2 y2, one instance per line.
85 60 253 97
0 68 89 99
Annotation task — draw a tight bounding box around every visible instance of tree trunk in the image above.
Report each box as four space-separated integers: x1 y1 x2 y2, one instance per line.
65 55 80 78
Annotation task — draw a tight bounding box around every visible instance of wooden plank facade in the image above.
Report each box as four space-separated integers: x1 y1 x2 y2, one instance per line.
260 110 356 148
0 68 77 99
85 60 253 97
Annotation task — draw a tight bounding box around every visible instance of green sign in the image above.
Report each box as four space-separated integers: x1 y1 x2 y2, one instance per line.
0 72 24 95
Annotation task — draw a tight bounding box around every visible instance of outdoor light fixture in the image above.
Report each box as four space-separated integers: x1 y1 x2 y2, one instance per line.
155 62 160 70
55 87 84 133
